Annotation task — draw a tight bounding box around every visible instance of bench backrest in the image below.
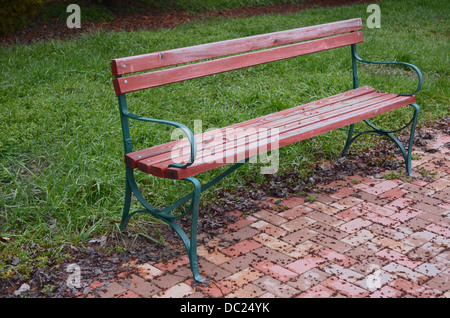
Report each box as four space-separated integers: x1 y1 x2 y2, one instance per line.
111 18 363 95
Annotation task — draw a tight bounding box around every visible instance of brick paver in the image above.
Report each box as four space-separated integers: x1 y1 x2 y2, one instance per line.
81 130 450 299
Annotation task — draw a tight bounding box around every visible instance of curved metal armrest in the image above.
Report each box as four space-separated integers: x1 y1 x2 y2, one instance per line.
124 111 197 168
353 49 423 96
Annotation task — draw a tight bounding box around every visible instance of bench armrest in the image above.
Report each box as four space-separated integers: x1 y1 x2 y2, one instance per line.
123 111 197 168
353 47 423 96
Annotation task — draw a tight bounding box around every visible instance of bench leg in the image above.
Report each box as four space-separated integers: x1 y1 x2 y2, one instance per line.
341 123 355 158
341 103 420 177
394 103 420 177
118 167 206 282
119 172 132 231
163 177 204 282
118 160 250 282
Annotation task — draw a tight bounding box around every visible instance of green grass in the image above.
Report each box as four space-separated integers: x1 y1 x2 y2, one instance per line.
141 0 307 12
0 0 449 280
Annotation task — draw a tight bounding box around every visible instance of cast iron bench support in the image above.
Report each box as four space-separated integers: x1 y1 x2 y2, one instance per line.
341 44 422 176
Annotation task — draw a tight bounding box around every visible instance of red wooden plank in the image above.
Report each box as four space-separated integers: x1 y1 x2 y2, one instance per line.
163 95 415 179
125 86 376 168
137 89 384 173
111 18 362 76
112 32 364 95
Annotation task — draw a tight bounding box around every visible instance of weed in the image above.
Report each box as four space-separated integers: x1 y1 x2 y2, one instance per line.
383 171 403 180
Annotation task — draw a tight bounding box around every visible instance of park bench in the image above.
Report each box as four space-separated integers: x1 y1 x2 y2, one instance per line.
110 18 422 282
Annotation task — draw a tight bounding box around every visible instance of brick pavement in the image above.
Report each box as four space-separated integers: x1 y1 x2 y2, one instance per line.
82 131 450 298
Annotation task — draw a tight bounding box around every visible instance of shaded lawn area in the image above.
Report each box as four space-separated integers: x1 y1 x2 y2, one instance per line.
0 0 448 281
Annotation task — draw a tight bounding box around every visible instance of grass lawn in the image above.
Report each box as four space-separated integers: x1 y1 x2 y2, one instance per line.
0 0 448 280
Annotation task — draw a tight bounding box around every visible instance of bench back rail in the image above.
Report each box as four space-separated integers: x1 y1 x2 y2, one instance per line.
111 18 363 95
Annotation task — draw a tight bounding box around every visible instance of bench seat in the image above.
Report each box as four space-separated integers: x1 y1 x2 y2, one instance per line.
126 86 415 180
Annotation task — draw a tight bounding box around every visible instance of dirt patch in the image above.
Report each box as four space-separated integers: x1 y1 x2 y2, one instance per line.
1 0 376 45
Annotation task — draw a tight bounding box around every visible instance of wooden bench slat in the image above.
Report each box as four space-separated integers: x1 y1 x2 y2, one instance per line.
112 32 363 95
160 94 414 180
125 86 375 168
111 18 362 77
136 89 385 173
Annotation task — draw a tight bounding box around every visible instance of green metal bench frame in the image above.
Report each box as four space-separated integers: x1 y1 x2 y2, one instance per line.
342 44 422 176
111 19 422 282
